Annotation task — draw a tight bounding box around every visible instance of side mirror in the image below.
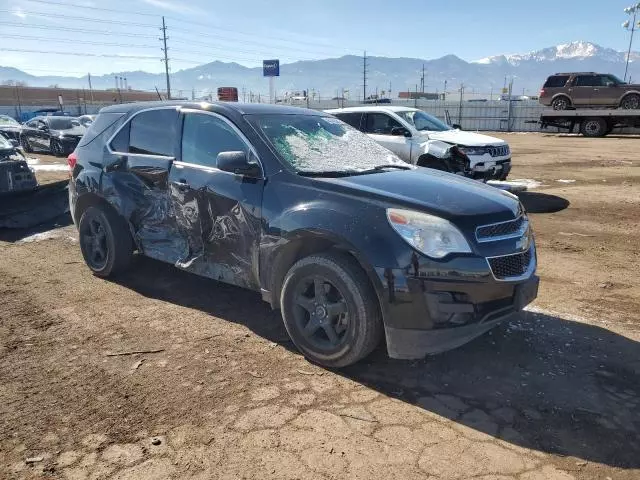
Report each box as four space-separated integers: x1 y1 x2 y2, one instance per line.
216 151 261 177
37 124 48 131
390 126 411 137
451 123 462 130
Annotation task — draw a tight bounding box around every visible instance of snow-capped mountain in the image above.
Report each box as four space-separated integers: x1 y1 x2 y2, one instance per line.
474 41 637 66
2 41 639 97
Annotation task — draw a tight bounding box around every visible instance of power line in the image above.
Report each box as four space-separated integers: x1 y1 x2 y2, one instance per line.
0 22 158 38
0 9 158 27
23 0 161 17
2 34 157 49
0 48 160 60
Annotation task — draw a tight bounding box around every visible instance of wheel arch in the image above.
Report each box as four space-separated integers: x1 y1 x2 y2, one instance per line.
265 229 388 321
551 93 572 105
619 90 640 106
74 192 137 247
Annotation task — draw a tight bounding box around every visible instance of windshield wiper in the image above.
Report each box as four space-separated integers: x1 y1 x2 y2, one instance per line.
298 164 411 178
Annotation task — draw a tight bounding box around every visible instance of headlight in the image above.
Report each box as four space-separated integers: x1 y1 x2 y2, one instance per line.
387 208 471 258
458 146 486 156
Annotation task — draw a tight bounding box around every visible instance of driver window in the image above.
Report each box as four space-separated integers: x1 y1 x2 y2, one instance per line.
181 113 248 168
363 113 402 135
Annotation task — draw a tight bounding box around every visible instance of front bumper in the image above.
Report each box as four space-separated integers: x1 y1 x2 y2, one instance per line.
471 158 512 180
376 250 538 360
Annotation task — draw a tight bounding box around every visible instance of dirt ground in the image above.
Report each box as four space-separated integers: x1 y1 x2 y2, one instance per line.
1 133 639 480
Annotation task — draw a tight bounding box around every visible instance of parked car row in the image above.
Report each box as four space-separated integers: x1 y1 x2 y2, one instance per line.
69 101 537 368
0 114 95 157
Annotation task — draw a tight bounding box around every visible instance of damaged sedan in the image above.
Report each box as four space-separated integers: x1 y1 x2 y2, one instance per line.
70 101 538 367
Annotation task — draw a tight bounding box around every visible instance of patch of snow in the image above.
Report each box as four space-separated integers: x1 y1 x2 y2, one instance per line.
26 157 40 164
499 178 543 190
18 230 76 243
556 179 576 183
29 164 69 172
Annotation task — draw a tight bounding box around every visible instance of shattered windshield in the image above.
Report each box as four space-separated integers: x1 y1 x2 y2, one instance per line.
252 114 405 173
397 110 451 132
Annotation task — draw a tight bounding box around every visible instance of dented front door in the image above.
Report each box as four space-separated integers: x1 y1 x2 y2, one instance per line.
168 110 263 290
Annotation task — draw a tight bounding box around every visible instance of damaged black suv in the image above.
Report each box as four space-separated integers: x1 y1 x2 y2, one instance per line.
70 101 538 367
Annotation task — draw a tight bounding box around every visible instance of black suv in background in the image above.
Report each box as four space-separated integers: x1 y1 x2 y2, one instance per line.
20 116 86 156
70 101 538 367
540 72 640 110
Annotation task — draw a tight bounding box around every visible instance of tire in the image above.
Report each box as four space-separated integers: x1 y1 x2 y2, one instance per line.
78 205 133 278
620 94 640 110
20 136 33 153
51 139 63 157
280 252 383 368
551 96 571 110
580 117 608 137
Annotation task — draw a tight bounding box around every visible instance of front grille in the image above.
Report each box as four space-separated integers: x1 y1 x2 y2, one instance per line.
488 248 532 280
476 216 527 241
487 145 509 157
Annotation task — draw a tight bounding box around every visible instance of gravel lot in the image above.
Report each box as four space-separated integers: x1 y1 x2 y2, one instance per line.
1 133 639 480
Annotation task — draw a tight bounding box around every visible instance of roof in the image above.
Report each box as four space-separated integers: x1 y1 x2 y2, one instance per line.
552 72 598 75
325 105 418 114
100 100 326 116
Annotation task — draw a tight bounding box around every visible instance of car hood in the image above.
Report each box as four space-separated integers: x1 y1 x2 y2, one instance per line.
315 167 520 226
0 125 21 132
420 129 506 147
52 126 86 137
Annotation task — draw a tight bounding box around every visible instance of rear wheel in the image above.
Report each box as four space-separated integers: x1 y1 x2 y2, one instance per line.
580 117 608 137
620 94 640 110
551 96 571 110
280 252 383 368
78 206 133 277
20 136 33 153
51 139 63 157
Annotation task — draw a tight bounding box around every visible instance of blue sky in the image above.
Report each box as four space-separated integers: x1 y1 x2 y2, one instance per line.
0 0 637 76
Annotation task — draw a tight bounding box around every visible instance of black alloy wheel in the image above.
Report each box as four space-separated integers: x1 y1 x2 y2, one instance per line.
551 96 570 110
292 275 349 351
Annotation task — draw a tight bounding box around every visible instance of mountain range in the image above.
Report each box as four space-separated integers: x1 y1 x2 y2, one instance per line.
1 41 638 99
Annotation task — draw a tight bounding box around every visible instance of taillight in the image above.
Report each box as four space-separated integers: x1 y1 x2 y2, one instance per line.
539 88 546 97
67 151 77 177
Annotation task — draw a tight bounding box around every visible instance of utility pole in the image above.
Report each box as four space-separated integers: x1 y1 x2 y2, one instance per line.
362 51 368 102
88 73 94 104
458 83 464 125
242 86 246 102
124 77 128 90
161 16 171 99
421 64 425 93
444 80 448 100
623 4 639 82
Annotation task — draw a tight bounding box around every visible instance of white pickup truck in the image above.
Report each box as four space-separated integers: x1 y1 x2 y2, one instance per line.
325 106 512 180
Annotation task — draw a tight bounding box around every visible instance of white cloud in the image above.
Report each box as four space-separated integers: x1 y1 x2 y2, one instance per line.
12 8 27 19
139 0 202 14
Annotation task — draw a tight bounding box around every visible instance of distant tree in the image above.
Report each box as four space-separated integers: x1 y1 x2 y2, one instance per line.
1 80 29 87
48 84 60 88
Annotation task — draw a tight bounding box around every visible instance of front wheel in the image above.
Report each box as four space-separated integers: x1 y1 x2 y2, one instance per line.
280 252 383 368
78 206 133 277
620 94 640 110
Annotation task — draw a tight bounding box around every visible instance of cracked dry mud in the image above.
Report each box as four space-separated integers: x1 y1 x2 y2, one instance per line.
1 133 639 479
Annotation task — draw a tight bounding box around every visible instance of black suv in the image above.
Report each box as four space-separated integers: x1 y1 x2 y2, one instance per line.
20 116 86 156
70 101 538 367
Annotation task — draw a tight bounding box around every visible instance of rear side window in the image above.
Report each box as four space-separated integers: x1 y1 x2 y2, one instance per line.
575 76 596 87
79 113 124 147
363 113 402 135
543 76 569 88
334 112 363 130
128 109 178 156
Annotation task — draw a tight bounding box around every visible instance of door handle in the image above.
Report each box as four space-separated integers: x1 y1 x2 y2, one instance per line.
173 179 190 191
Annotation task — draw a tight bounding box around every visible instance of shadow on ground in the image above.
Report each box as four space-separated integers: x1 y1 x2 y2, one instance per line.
114 255 640 470
517 191 570 213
